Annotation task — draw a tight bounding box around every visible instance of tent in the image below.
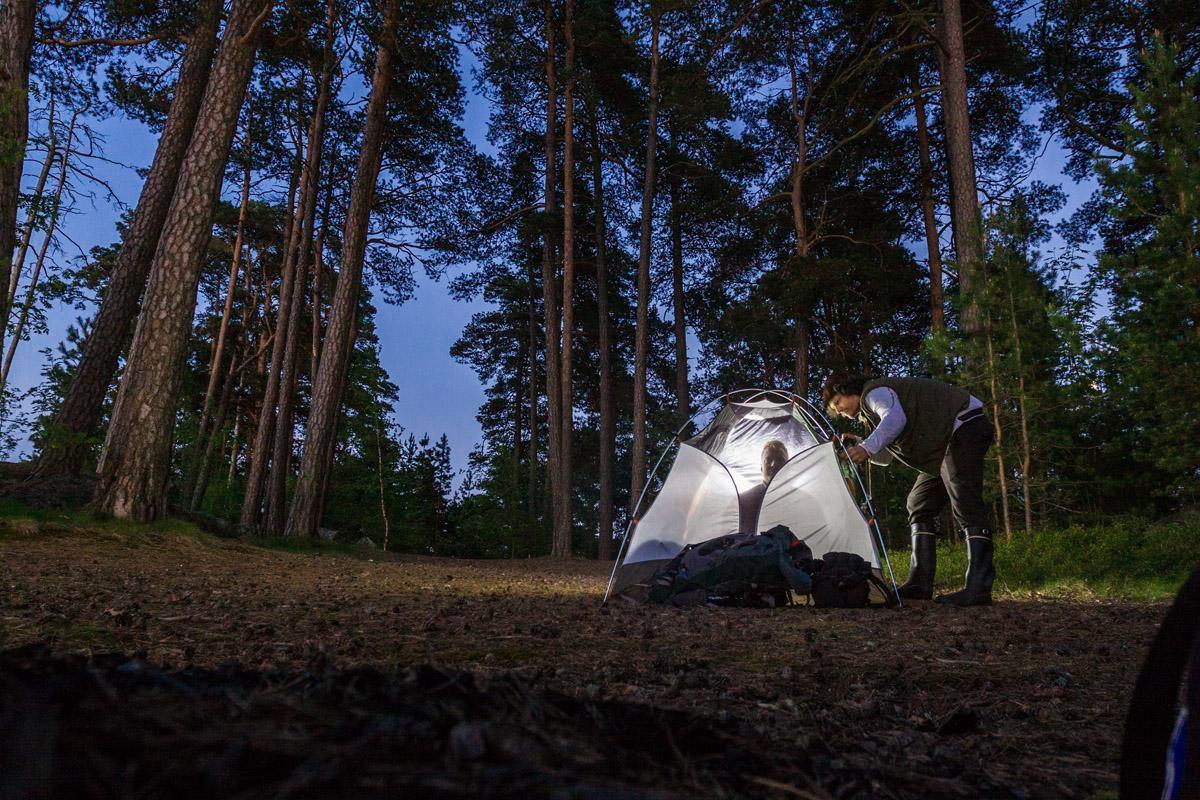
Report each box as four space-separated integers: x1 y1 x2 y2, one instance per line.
605 389 898 602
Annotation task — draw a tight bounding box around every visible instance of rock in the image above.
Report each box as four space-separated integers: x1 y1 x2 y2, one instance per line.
319 527 338 541
355 537 376 548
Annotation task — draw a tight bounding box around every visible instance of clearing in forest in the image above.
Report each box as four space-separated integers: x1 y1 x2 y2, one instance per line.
0 514 1165 798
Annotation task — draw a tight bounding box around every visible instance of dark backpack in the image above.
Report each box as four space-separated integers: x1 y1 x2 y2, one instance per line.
809 551 890 608
648 525 813 607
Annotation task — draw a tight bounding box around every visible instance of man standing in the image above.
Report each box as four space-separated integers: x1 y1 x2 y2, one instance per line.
821 373 995 606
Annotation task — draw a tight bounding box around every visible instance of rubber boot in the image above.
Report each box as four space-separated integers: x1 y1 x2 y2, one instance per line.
935 528 995 607
897 523 937 600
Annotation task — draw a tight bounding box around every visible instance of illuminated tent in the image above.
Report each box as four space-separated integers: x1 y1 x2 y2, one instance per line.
605 390 897 601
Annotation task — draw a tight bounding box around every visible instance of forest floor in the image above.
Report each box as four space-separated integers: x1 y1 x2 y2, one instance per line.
0 513 1165 799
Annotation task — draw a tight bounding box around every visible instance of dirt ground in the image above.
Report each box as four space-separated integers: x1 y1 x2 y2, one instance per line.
0 520 1165 798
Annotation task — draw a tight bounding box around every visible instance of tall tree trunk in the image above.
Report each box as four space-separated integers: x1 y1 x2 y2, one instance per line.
590 103 614 562
7 93 56 312
912 60 945 334
0 0 36 368
554 0 576 558
266 7 335 536
668 163 688 417
1 112 75 390
311 196 330 381
935 0 985 346
984 320 1012 541
376 415 390 552
1006 276 1034 533
93 0 271 521
787 38 812 399
32 0 221 477
630 10 660 512
525 258 539 522
240 123 309 531
186 144 251 507
190 338 240 510
284 0 398 539
539 0 563 552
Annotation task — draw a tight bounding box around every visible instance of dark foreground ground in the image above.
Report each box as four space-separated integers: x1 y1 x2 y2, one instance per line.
0 517 1164 798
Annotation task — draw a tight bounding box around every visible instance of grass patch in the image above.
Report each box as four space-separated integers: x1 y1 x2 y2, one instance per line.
888 518 1199 601
0 498 204 541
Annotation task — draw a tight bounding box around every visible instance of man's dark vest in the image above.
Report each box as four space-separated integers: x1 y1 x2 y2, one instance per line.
859 377 971 474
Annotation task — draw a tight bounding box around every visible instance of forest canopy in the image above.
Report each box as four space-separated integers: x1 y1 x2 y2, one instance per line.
0 0 1197 556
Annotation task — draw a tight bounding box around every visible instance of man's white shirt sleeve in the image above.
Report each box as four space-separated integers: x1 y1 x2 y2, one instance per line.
861 387 905 462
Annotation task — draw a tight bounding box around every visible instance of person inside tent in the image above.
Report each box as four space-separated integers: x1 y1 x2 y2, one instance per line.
738 440 788 535
821 373 995 606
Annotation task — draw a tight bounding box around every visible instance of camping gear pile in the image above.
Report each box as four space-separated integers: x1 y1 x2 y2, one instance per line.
606 390 899 608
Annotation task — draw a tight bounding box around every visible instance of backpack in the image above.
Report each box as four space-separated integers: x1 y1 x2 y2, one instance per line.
648 525 813 607
809 551 896 608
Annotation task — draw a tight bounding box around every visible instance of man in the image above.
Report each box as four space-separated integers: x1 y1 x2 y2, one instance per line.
821 372 995 606
738 440 788 534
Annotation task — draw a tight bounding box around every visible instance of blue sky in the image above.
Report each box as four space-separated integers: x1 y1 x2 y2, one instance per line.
6 41 1094 476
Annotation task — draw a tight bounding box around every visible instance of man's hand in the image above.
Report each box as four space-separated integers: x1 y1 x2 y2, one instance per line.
846 444 870 464
835 433 862 447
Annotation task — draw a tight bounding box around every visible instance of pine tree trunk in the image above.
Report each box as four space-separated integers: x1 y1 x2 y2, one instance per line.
7 94 56 312
539 0 563 551
787 40 811 399
525 258 539 522
266 10 335 536
0 0 36 366
935 0 985 345
32 0 221 477
985 320 1012 541
668 164 688 417
554 0 576 558
1 112 74 391
630 11 660 513
186 147 251 507
311 196 329 381
190 338 239 510
284 0 399 539
1006 278 1034 533
240 125 309 531
912 60 945 334
590 104 614 562
93 0 270 521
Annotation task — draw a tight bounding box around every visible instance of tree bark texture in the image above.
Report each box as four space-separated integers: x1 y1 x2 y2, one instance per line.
935 0 985 347
93 0 270 521
554 0 575 558
0 0 36 365
33 0 221 477
283 0 398 539
630 11 659 514
590 105 614 561
539 0 564 551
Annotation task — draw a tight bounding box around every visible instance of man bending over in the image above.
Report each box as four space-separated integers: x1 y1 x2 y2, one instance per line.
822 373 995 606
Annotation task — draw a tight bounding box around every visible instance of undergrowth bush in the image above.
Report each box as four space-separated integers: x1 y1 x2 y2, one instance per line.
889 518 1200 600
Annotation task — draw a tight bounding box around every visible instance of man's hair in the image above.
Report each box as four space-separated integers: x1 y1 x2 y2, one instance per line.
821 372 869 408
762 439 788 460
